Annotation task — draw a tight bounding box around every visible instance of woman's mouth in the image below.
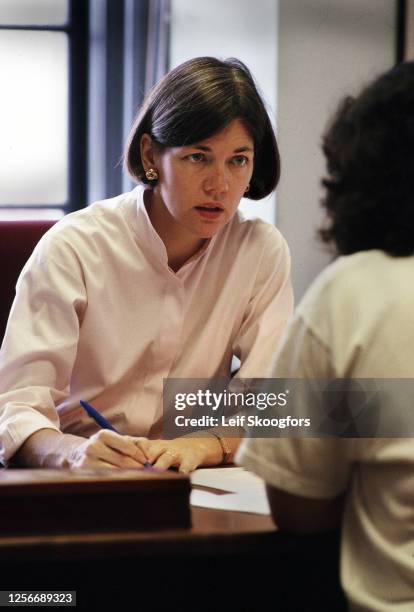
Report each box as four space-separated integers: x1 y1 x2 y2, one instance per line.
195 206 224 220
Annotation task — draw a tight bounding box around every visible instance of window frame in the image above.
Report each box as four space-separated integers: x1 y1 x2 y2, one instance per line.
88 0 170 203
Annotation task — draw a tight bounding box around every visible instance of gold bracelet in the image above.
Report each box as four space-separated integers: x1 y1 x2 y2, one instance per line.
209 432 232 465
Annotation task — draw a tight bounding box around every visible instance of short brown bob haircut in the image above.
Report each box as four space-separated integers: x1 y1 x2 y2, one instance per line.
124 56 280 200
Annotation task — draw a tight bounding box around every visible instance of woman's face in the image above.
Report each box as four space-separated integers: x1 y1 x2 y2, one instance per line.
142 119 254 240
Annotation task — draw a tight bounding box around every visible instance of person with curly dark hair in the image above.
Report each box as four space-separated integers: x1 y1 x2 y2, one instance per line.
320 60 414 257
238 62 414 611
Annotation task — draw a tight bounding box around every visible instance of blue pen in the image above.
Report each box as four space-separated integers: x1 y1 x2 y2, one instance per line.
79 400 152 469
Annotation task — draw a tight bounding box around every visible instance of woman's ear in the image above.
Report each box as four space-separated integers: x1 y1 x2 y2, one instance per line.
140 133 156 171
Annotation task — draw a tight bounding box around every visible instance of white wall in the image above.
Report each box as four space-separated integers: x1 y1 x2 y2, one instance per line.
170 0 278 225
277 0 395 300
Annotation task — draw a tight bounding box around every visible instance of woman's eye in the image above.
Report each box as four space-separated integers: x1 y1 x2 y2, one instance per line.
187 153 205 163
231 155 249 167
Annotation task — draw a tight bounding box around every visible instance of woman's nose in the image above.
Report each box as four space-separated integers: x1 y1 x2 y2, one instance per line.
204 165 229 195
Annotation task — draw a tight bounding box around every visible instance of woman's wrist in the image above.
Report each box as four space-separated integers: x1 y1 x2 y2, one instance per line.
207 432 232 465
181 431 242 466
13 429 85 468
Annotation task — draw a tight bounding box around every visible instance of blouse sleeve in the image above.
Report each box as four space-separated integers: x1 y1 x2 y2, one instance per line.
0 231 87 464
232 226 294 378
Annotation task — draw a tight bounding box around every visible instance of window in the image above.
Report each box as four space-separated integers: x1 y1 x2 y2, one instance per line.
0 0 88 219
0 0 173 218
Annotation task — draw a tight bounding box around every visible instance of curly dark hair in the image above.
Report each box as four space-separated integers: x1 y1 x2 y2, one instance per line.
319 61 414 256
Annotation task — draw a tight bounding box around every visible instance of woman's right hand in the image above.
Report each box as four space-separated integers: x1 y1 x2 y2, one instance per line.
67 430 150 469
14 428 149 469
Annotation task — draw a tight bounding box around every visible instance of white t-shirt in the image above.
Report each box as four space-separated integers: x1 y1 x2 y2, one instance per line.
237 250 414 612
0 186 293 463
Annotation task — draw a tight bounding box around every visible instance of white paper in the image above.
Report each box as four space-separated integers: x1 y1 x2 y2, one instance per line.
190 489 270 515
191 466 264 493
190 467 271 515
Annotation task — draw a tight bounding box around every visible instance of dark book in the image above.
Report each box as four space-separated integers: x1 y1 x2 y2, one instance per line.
0 468 191 535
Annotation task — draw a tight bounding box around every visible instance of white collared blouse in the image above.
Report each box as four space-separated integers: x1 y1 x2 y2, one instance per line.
0 187 293 462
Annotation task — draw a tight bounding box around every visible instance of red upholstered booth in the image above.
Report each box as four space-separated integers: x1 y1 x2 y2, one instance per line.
0 220 56 342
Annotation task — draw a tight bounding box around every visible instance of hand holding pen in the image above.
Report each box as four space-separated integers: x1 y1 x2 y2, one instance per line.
70 399 153 470
78 400 219 473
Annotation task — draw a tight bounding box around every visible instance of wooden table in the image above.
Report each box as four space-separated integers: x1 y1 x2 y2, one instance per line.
0 506 277 561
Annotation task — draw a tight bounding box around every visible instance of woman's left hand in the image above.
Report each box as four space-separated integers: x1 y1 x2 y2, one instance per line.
133 436 224 473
